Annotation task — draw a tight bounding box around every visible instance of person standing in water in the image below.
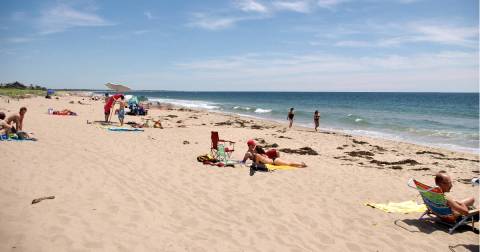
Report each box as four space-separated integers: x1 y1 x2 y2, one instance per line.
314 110 320 131
287 108 294 128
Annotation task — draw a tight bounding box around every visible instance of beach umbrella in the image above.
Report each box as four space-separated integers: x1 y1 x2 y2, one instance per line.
128 95 139 106
105 82 131 92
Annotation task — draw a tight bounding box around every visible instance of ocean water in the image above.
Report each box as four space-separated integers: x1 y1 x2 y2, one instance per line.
125 91 479 153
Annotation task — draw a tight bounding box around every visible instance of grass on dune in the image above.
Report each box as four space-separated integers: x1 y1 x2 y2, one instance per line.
0 88 46 98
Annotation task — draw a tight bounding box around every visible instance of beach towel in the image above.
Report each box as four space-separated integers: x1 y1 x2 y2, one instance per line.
0 134 36 141
265 164 297 171
108 127 144 132
365 200 427 214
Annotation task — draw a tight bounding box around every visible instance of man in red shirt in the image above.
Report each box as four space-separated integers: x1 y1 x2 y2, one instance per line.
104 94 123 122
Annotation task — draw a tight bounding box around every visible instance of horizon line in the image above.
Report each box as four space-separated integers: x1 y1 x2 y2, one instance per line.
55 89 479 94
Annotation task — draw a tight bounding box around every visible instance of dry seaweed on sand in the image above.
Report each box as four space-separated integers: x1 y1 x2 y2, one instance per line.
410 167 430 171
279 147 318 155
432 157 479 163
370 159 420 166
352 139 368 145
345 151 374 158
415 150 445 157
32 196 55 204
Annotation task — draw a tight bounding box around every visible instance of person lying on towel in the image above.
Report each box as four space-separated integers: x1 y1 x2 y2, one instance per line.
53 109 77 116
242 139 307 168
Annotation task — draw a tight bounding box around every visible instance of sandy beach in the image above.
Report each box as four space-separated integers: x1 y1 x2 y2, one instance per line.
0 95 478 252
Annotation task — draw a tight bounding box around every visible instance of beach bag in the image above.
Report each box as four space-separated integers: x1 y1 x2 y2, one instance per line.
250 163 269 172
197 154 216 163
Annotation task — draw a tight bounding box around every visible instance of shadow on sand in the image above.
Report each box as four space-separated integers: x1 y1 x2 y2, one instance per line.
394 218 478 235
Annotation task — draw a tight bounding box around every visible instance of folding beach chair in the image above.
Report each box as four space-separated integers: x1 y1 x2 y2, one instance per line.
211 131 235 160
407 178 478 234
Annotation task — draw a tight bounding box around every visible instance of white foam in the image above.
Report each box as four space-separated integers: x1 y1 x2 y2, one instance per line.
254 108 272 113
341 129 479 154
148 98 219 110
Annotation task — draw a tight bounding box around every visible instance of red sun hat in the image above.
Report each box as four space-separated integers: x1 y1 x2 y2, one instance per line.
247 139 256 146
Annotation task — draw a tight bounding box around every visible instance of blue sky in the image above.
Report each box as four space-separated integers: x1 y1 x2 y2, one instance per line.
0 0 478 91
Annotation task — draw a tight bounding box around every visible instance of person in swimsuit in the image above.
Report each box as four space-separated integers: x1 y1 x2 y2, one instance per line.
242 139 280 163
287 107 294 128
117 95 126 126
435 171 477 220
244 139 307 168
314 110 320 131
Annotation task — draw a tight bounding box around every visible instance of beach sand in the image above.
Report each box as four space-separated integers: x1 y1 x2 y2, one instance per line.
0 95 478 251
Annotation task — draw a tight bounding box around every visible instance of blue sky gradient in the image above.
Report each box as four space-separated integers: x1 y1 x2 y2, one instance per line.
0 0 478 91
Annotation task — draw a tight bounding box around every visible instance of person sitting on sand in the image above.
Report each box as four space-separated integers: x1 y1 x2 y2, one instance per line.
0 112 13 135
287 107 294 128
243 139 307 168
242 139 279 163
6 107 27 132
435 171 477 218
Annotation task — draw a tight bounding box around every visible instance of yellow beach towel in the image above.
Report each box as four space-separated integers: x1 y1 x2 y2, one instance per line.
265 164 297 171
365 200 427 214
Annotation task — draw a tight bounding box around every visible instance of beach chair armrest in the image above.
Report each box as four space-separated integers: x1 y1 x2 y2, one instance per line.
468 209 479 215
219 139 235 144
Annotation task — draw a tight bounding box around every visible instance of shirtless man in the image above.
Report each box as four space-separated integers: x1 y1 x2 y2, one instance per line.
6 107 27 132
435 171 477 217
0 112 13 135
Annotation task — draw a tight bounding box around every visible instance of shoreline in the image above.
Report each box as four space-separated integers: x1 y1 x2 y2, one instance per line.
146 98 480 155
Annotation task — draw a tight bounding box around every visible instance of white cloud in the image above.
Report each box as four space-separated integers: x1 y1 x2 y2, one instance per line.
323 21 479 48
317 0 348 9
235 0 269 13
144 11 157 20
409 24 478 47
99 30 151 40
272 1 313 13
188 13 239 30
5 37 35 43
172 51 477 91
38 4 113 34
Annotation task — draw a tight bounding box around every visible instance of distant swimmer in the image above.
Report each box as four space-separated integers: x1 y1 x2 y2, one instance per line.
287 107 294 128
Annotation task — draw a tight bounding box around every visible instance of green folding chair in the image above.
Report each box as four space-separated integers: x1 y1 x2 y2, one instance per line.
408 178 478 234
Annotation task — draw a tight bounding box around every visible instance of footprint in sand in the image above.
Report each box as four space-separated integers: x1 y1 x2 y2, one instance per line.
345 242 362 251
315 232 335 245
